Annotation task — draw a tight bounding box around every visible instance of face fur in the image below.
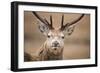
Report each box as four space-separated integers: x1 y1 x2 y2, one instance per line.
46 30 64 50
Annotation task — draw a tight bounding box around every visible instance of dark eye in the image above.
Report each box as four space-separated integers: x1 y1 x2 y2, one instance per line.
62 36 64 39
47 35 50 38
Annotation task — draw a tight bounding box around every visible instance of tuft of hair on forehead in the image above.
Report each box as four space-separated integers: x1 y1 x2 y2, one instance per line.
48 30 64 36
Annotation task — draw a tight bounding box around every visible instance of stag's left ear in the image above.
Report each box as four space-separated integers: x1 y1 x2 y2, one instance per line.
38 23 50 36
63 25 76 35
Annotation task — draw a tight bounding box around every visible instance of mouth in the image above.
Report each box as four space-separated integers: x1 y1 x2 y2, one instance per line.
52 46 59 50
54 48 57 50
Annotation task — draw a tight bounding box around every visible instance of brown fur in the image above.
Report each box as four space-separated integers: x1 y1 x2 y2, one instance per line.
24 42 63 62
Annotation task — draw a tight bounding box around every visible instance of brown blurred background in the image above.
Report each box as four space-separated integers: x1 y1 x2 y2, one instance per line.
24 11 90 61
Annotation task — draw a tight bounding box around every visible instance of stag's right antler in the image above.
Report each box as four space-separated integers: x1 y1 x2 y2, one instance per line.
32 12 54 29
60 14 85 31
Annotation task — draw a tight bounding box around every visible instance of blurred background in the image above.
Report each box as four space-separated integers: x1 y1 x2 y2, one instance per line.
24 11 90 61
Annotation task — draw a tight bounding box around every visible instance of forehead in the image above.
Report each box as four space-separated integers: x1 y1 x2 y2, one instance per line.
48 30 63 36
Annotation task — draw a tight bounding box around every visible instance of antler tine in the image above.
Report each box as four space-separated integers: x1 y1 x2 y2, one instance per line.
60 14 85 31
32 12 46 24
61 14 64 29
67 14 84 26
32 12 54 29
50 15 53 29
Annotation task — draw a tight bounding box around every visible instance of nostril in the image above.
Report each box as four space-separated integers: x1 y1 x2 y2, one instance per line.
53 41 59 47
54 48 57 50
55 43 58 46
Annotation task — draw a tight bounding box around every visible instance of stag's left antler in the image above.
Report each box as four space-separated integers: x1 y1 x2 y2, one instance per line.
60 14 85 30
32 12 54 29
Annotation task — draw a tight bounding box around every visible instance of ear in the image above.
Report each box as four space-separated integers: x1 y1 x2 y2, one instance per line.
63 25 75 36
38 24 50 36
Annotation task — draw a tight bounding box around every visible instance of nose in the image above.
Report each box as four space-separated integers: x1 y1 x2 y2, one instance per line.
52 41 59 47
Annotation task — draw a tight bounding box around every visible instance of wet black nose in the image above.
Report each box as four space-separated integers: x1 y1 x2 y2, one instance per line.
53 41 59 47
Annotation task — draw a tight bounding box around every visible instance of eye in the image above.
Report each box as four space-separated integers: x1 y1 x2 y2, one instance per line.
62 36 64 39
47 35 50 38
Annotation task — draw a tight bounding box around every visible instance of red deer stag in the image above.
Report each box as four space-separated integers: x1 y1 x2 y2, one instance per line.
24 12 85 61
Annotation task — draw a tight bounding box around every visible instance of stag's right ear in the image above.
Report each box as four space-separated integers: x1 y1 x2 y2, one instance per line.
63 25 76 36
63 25 75 35
38 24 50 36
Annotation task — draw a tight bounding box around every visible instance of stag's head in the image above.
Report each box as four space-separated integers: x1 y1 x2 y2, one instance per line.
32 12 84 54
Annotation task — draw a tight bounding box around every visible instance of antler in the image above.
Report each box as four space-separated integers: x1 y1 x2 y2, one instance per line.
32 12 54 29
60 14 85 30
